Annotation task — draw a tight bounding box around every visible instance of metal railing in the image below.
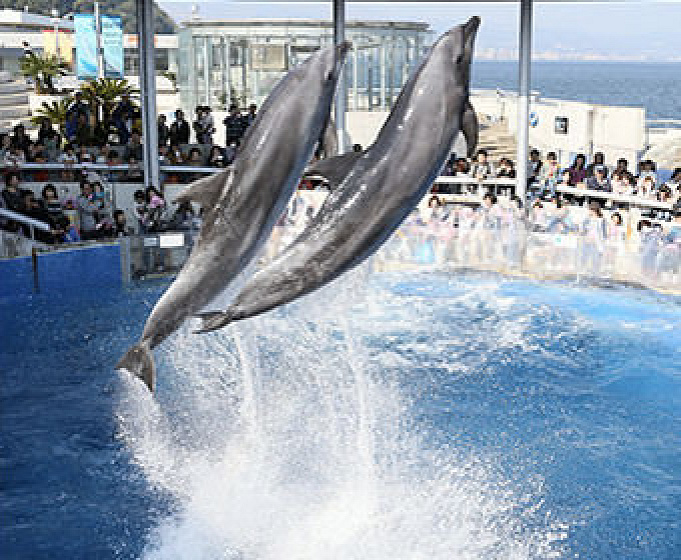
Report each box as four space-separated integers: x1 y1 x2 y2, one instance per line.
0 206 51 240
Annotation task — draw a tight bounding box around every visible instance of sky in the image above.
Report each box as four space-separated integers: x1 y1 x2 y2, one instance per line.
158 1 681 61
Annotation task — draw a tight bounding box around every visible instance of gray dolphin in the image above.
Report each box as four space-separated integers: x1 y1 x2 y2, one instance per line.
195 17 480 333
117 41 351 391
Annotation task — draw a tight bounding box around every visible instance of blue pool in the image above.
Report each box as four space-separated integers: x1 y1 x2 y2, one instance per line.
1 245 680 559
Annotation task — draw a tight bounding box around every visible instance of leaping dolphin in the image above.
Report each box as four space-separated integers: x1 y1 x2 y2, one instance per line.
117 41 351 391
195 17 480 333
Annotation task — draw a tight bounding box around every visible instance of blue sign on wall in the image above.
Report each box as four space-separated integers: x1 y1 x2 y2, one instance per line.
74 14 97 79
101 15 124 78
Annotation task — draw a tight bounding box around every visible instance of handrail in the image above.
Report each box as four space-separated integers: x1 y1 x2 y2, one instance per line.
0 207 51 232
555 185 674 210
0 161 224 174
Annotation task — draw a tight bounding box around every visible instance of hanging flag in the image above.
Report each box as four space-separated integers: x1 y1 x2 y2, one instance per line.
101 15 124 78
74 14 97 79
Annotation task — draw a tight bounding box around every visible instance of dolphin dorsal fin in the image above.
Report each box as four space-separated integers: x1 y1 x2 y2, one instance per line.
173 168 231 208
304 151 364 191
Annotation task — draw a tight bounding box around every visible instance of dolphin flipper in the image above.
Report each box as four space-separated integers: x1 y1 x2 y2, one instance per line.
462 100 479 158
117 342 156 392
193 311 235 334
174 168 231 208
305 151 364 190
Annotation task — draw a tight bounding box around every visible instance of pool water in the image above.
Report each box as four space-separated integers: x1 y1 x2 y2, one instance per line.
1 245 680 559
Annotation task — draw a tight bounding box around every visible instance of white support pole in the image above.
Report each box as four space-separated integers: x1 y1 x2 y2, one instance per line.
516 0 532 206
136 0 159 188
203 37 211 106
379 38 386 110
333 0 347 153
95 2 103 79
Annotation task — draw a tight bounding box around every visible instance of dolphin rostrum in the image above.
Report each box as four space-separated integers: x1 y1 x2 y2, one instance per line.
195 17 480 333
117 41 351 391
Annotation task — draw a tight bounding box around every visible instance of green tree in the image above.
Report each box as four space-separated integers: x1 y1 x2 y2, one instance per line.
31 97 74 135
80 77 135 128
19 54 68 94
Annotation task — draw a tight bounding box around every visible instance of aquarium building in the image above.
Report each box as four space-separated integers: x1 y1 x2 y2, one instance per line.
176 19 432 113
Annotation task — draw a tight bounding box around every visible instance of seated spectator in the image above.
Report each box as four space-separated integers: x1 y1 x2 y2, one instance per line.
496 158 516 179
124 155 144 183
133 189 148 233
223 105 245 147
67 91 89 120
637 175 656 198
20 189 56 242
1 172 23 231
124 130 144 162
540 151 561 186
455 158 470 175
96 144 110 164
614 157 628 177
586 152 607 179
568 154 587 186
27 142 48 163
223 142 237 166
610 171 630 195
187 147 205 167
586 167 611 192
158 114 170 147
73 114 92 147
78 181 99 240
169 200 195 230
112 93 135 145
469 149 494 179
169 109 190 145
91 121 109 147
0 134 12 161
527 149 543 184
61 196 80 241
556 169 572 187
11 123 32 158
207 145 226 168
37 117 61 161
92 181 113 235
167 142 184 164
106 148 122 165
41 184 68 236
78 145 94 164
58 143 78 181
113 209 131 236
145 186 166 232
243 103 258 129
5 145 26 166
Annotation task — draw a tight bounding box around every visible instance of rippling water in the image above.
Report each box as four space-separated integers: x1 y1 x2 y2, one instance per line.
1 246 680 559
472 60 681 120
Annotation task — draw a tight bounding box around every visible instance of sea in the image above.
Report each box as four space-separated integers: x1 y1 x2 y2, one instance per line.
470 60 681 121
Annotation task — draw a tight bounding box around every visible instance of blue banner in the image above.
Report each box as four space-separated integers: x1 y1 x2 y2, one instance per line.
101 15 124 78
74 14 97 79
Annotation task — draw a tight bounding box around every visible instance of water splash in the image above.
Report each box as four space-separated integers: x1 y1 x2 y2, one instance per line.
116 258 567 559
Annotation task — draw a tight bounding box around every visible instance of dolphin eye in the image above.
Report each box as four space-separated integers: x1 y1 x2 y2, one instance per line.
456 54 463 65
326 71 334 81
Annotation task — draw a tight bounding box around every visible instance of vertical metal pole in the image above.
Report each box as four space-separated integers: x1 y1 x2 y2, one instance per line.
225 39 231 106
95 1 103 79
352 42 358 110
241 41 248 106
379 37 386 109
220 38 227 107
516 0 532 205
203 37 211 106
136 0 159 188
333 0 347 153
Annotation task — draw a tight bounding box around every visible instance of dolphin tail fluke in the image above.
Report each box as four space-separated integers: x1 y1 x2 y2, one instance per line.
194 310 235 334
116 342 156 392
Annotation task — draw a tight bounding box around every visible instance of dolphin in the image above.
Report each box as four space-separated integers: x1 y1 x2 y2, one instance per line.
117 41 351 391
195 17 480 333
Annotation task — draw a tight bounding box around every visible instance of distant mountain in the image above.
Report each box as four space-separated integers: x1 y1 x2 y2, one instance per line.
1 0 177 34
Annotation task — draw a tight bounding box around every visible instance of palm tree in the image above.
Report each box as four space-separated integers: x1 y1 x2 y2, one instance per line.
79 78 135 128
31 97 74 135
19 54 68 94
